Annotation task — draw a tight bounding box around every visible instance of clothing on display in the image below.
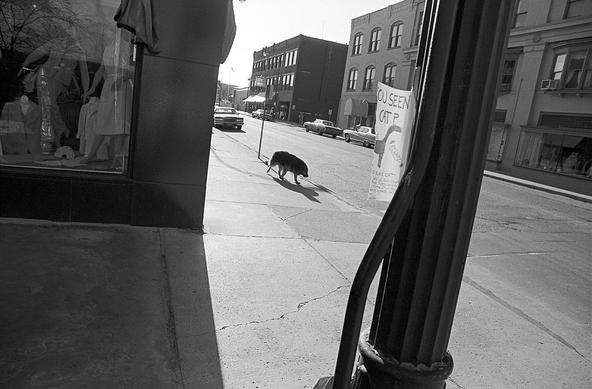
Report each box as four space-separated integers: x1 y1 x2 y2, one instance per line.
0 97 42 155
77 97 109 160
94 30 134 136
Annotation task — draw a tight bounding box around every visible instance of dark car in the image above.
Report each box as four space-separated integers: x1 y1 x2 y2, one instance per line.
214 106 244 130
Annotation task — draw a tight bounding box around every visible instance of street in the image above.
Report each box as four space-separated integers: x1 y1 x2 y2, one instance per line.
220 114 389 215
215 113 592 387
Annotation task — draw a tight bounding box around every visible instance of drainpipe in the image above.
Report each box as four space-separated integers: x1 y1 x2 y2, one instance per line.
320 0 517 388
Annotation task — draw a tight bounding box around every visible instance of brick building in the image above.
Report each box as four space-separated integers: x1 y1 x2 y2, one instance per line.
249 35 347 123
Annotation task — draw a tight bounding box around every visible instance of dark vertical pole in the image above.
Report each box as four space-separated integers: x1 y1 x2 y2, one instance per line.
329 0 517 388
257 84 270 159
355 0 516 388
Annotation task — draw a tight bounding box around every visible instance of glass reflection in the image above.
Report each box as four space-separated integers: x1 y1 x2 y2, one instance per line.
0 0 135 173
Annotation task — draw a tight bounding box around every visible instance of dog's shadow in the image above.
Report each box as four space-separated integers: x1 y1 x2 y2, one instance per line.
271 176 320 203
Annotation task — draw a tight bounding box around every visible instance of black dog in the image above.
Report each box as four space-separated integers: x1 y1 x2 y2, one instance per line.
266 151 309 184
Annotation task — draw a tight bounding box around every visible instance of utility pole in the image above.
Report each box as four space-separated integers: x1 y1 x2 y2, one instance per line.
324 0 517 388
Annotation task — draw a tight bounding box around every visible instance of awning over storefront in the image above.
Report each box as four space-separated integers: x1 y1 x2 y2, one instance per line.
243 94 266 103
343 98 368 117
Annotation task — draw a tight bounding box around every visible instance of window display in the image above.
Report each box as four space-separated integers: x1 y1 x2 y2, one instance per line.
515 129 592 179
0 0 137 173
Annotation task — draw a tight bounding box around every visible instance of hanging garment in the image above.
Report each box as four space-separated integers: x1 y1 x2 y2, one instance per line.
94 30 134 136
77 97 109 160
0 100 42 154
114 0 159 53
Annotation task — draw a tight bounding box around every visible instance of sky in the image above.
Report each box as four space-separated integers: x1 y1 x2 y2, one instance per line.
220 0 399 88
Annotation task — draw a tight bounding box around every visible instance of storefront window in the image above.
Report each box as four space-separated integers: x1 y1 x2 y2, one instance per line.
515 129 592 179
0 0 136 174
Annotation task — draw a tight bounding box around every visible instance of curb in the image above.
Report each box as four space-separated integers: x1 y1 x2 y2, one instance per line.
483 170 592 204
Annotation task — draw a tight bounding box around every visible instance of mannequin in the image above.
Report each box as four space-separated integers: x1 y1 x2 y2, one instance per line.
0 94 41 155
19 37 87 148
80 28 133 170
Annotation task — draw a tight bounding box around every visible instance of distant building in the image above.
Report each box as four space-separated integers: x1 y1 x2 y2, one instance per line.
249 35 347 123
486 0 592 195
216 82 237 106
336 0 425 130
233 87 249 110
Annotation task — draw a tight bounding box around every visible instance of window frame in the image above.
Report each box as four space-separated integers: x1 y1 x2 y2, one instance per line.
383 63 396 87
564 0 584 19
548 43 592 92
369 28 381 53
389 22 404 49
513 0 528 28
352 33 363 55
363 65 376 91
347 68 358 91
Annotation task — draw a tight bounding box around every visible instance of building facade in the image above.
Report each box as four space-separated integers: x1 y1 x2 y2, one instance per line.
0 0 234 228
249 35 347 123
233 87 250 111
486 0 592 195
336 0 425 130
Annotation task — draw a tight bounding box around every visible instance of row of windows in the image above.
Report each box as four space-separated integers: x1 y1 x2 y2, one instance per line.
346 63 397 91
550 46 592 90
252 49 298 72
352 21 405 55
513 0 587 28
250 73 295 89
266 73 295 87
500 44 592 93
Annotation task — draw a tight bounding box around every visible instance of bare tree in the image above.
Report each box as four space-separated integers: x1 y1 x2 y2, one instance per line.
0 0 80 55
0 0 82 103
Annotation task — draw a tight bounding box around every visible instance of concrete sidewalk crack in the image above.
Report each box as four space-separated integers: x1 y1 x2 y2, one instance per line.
217 285 349 331
463 275 589 362
279 208 313 221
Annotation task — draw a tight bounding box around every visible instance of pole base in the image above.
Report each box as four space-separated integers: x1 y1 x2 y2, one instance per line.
353 330 453 389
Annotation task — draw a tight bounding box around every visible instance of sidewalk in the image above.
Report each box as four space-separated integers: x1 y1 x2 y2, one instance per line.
483 169 592 203
1 129 590 388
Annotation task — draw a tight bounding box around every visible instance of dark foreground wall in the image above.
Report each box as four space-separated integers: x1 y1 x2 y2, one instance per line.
0 0 230 229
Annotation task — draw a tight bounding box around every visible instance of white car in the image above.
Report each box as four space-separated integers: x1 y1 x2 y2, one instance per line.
343 126 376 147
303 119 343 138
213 106 243 130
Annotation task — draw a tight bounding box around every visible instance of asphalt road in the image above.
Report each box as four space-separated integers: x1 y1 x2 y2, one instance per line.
219 114 592 382
222 115 387 215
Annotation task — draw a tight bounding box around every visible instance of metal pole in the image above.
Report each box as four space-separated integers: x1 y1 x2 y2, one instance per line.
257 84 269 160
328 0 516 388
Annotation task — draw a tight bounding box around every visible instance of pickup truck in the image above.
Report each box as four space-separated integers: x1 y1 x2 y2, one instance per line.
303 119 343 138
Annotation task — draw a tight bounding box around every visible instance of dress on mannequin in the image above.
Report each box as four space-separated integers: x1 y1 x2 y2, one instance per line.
19 38 87 148
80 29 133 170
77 97 109 160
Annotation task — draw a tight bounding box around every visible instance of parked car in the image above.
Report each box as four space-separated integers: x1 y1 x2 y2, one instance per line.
343 125 376 147
251 109 273 121
213 106 243 130
303 119 343 138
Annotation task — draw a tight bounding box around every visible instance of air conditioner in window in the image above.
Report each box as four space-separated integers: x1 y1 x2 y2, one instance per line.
540 79 560 90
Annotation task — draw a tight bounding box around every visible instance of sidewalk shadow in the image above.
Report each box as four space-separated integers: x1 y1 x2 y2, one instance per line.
0 223 224 388
210 146 270 180
272 176 321 203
